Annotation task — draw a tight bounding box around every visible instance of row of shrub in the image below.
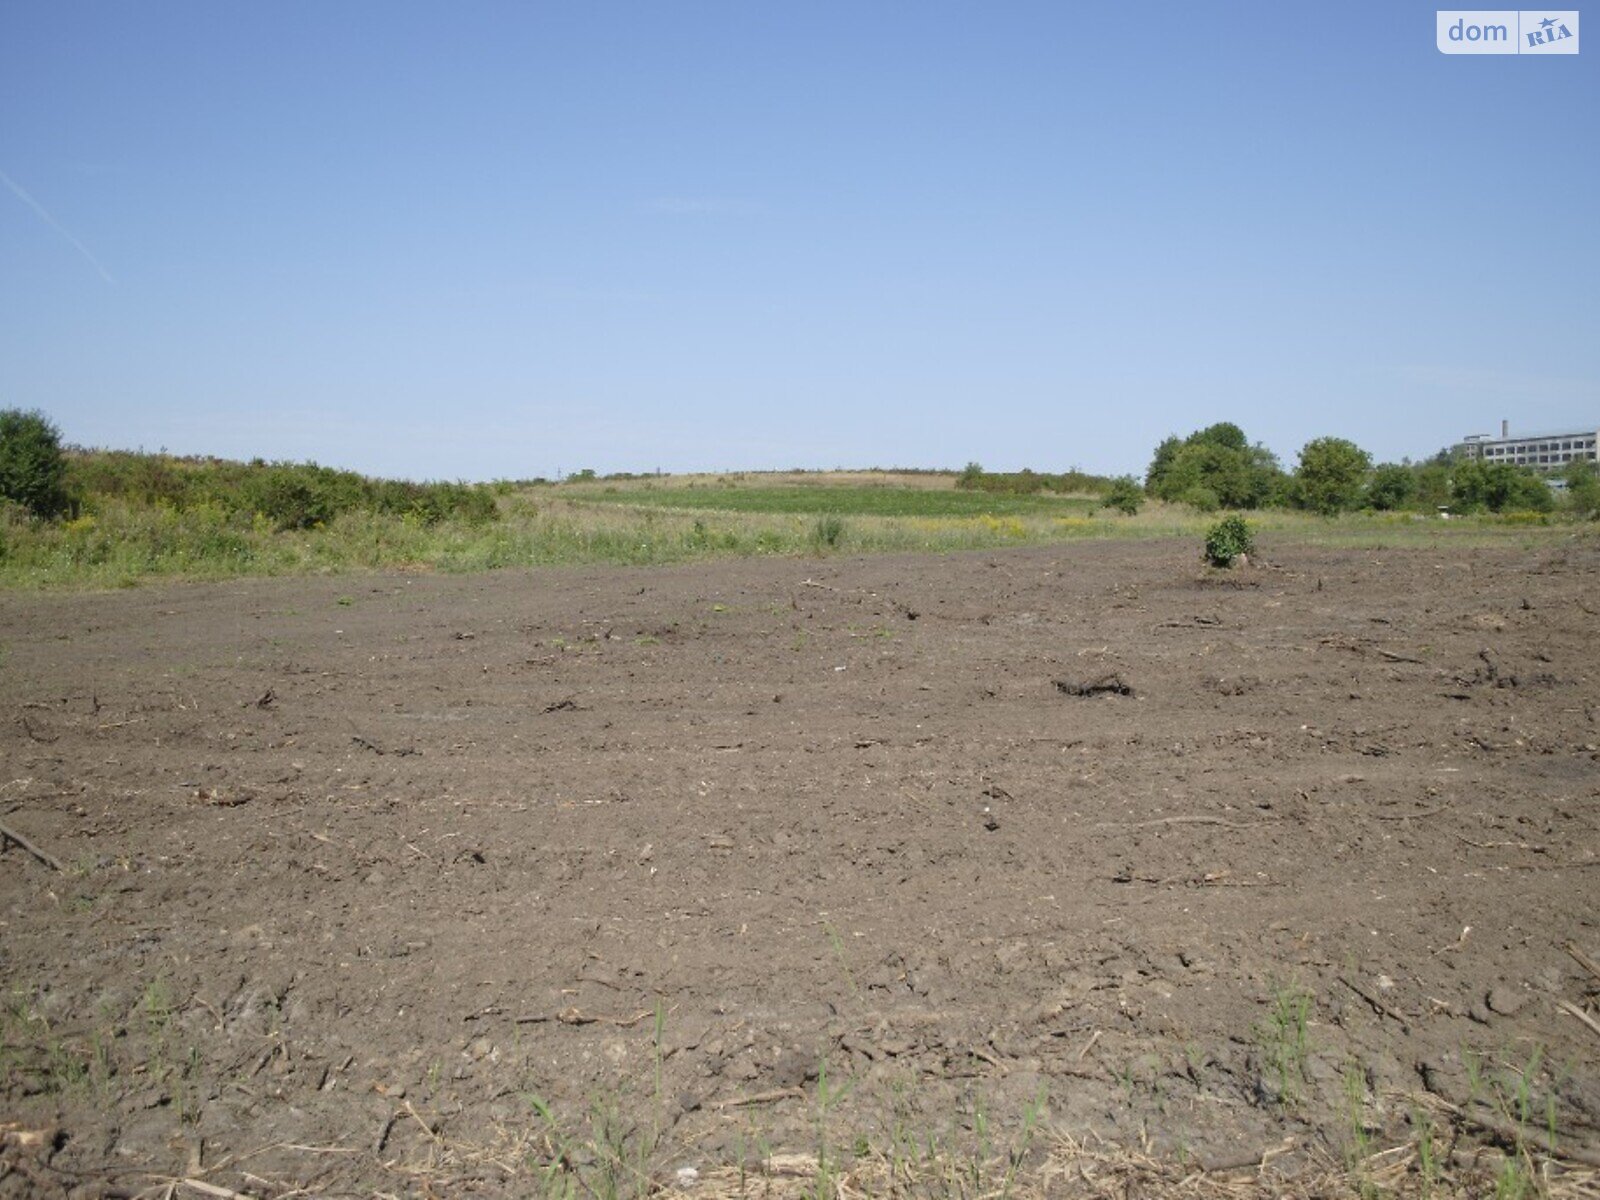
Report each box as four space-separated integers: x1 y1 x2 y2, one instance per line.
68 451 500 529
0 411 500 530
956 463 1115 496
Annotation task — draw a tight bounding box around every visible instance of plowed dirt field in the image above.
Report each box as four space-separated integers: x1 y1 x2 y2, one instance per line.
2 538 1597 1195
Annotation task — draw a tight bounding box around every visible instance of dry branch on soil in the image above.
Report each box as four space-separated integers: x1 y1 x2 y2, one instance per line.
0 820 64 871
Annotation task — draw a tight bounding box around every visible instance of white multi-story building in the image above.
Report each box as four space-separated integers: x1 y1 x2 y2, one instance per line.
1456 421 1599 471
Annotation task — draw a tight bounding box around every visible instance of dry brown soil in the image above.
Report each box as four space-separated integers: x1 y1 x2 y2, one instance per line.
2 538 1598 1195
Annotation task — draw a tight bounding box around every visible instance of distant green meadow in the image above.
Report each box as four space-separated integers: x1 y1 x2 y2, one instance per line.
570 485 1098 518
1 459 1588 591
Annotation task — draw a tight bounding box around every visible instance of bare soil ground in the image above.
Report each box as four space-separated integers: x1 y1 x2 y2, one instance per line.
2 538 1598 1197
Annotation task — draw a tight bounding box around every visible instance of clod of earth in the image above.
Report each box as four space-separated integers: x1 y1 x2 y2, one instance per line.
1055 673 1134 697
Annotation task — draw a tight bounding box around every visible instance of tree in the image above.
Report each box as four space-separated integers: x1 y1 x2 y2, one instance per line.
1451 459 1552 514
1508 471 1554 513
1448 458 1493 512
0 408 70 518
1562 460 1600 519
1191 422 1248 452
1414 462 1451 509
1162 441 1278 508
1145 424 1282 509
1293 437 1371 515
1366 463 1416 511
1144 436 1181 493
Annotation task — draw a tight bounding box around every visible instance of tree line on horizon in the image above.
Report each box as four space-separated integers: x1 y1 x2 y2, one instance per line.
959 419 1597 519
4 407 1597 527
1138 420 1597 518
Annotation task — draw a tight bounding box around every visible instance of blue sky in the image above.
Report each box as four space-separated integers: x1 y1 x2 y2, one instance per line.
2 2 1595 481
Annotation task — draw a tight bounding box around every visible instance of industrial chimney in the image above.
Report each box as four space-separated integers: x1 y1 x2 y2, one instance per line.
1502 419 1509 438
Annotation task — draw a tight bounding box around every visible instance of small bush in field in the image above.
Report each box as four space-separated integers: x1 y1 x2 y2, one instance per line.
241 468 328 530
1203 515 1255 567
0 409 71 519
1101 477 1143 515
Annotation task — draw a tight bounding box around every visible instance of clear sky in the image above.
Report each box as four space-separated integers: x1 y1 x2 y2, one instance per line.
2 2 1595 481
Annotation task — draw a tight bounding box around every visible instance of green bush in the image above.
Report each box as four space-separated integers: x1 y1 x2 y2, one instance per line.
370 479 498 525
243 467 336 530
1101 476 1143 515
1563 460 1600 519
67 449 199 509
1203 514 1255 567
1181 485 1220 513
431 482 499 525
0 409 71 519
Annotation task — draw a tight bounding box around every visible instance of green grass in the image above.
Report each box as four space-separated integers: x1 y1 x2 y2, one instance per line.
1257 980 1313 1107
2 471 1592 590
1 972 1584 1198
570 484 1099 518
